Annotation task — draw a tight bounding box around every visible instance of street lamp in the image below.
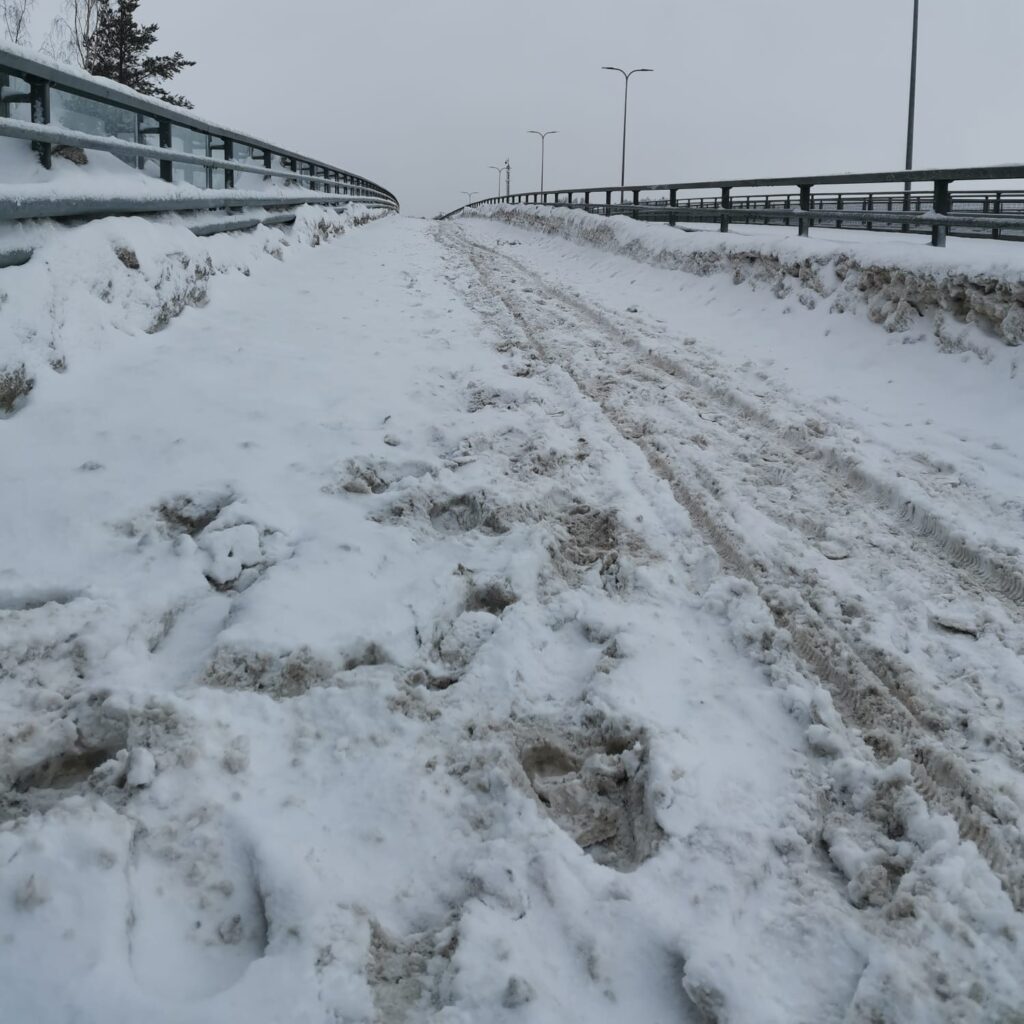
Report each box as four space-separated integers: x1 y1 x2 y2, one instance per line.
904 0 920 217
489 165 504 198
528 130 558 193
461 191 478 207
602 66 652 190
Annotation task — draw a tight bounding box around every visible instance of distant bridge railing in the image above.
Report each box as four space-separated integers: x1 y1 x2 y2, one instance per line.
0 44 397 247
443 165 1024 247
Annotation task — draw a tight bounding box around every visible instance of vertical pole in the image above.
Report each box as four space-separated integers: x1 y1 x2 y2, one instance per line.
903 0 919 230
668 187 677 227
931 179 950 247
27 76 51 169
993 191 1002 240
620 75 629 189
798 184 812 237
224 139 234 189
159 119 173 182
540 136 545 193
720 186 731 233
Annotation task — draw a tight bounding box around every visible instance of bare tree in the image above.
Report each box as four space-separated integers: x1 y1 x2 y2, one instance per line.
1 0 36 46
45 0 105 67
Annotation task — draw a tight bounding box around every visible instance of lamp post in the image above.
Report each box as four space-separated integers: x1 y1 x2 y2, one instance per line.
461 191 478 207
504 158 510 199
903 0 920 224
601 66 652 190
527 130 558 193
489 165 504 198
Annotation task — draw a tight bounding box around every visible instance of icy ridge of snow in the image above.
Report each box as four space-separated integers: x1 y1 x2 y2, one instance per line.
0 202 391 418
468 204 1024 352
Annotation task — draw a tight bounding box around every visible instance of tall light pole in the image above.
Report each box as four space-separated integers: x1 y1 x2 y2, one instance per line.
461 191 478 207
602 66 652 189
504 158 511 199
528 130 558 192
904 0 920 204
489 165 504 198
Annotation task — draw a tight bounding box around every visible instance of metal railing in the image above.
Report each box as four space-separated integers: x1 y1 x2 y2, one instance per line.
0 44 398 230
443 166 1024 246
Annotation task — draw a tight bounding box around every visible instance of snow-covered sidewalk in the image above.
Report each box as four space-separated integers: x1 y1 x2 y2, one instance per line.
1 214 1022 1023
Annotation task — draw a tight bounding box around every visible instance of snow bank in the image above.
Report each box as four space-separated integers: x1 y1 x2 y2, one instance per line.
0 202 390 417
469 204 1024 355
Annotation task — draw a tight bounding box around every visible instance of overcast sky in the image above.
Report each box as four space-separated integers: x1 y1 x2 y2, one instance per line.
21 0 1024 215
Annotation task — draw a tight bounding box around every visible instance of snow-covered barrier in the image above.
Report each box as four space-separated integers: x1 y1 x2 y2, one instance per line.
470 204 1024 354
0 204 390 417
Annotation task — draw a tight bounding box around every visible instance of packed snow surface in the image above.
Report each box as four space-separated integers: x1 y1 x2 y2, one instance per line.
2 209 1024 1023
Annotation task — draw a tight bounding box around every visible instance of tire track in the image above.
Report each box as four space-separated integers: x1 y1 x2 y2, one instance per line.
473 233 1024 615
442 223 1024 912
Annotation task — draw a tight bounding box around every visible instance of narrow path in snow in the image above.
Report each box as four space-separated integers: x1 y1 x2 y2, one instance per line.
444 218 1024 912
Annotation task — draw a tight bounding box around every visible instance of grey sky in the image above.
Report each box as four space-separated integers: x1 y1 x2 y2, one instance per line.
21 0 1024 215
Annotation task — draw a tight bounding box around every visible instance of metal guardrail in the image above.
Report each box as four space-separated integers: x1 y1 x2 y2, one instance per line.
443 166 1024 247
0 45 398 227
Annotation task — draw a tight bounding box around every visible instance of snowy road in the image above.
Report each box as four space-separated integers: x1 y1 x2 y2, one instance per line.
2 213 1023 1023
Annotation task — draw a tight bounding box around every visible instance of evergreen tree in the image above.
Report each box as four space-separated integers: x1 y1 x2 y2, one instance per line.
85 0 195 108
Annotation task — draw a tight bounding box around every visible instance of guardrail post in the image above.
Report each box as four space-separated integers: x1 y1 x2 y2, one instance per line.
835 194 843 229
993 191 1002 240
224 139 234 189
631 189 640 220
798 184 812 237
668 187 678 226
720 186 731 232
158 119 173 182
27 75 51 169
931 179 951 247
